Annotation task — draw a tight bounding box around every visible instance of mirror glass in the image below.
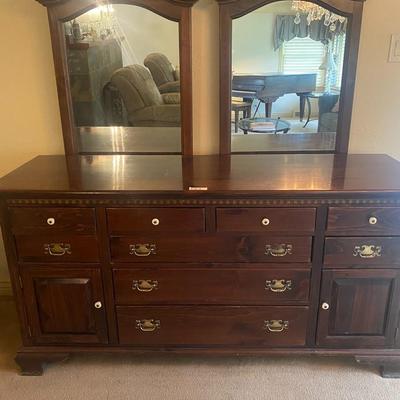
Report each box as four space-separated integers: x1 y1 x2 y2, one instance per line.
64 4 181 154
231 0 347 153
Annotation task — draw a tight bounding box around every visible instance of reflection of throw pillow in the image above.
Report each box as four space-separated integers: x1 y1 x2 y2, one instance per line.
332 100 340 113
162 93 180 104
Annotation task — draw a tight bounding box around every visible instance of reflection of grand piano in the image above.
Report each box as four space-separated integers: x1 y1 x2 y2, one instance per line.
232 73 317 119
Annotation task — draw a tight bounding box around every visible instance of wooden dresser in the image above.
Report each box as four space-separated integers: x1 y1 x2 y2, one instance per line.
1 153 400 377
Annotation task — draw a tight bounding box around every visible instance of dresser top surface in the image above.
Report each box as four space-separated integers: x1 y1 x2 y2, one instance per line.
0 154 400 196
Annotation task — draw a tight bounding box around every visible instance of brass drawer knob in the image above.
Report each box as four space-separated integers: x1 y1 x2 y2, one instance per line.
263 320 289 333
265 279 292 293
152 218 160 226
261 218 270 226
94 301 102 309
129 244 157 257
132 280 158 292
44 243 71 256
321 302 330 310
369 216 378 225
265 244 293 257
46 217 56 226
353 244 382 259
136 319 160 332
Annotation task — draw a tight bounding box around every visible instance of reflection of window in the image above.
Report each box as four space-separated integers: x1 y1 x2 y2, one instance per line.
332 34 346 89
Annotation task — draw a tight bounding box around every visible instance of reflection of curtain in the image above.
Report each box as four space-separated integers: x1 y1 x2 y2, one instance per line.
274 14 346 50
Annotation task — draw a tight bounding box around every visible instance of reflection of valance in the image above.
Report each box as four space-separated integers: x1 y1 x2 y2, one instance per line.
274 14 347 50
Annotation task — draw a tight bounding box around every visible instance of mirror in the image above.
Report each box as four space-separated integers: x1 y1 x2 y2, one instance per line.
230 0 348 153
63 4 181 154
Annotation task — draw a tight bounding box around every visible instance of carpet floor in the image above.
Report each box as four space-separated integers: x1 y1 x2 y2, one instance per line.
1 298 400 400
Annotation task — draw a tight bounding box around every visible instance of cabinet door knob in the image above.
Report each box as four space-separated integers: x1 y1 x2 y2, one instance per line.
47 217 55 226
321 302 330 310
261 218 270 226
94 301 102 309
152 218 160 226
369 216 378 225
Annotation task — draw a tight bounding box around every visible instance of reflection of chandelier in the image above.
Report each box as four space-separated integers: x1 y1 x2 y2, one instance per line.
291 1 346 31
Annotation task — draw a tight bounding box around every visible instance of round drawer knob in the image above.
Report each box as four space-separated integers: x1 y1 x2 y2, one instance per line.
152 218 160 226
47 218 55 226
369 216 378 225
321 302 330 310
94 301 102 309
261 218 270 226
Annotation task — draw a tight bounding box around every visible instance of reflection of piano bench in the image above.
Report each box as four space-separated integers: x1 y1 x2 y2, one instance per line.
232 100 252 133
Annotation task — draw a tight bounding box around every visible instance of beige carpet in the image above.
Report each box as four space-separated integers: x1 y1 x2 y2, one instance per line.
1 298 400 400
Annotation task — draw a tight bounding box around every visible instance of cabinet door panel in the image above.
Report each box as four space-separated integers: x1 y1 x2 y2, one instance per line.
22 267 108 344
317 269 400 348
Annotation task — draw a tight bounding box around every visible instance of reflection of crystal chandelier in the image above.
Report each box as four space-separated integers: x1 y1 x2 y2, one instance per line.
291 1 346 31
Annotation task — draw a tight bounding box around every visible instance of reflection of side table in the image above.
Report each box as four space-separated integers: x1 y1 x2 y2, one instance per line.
238 118 291 135
302 92 339 128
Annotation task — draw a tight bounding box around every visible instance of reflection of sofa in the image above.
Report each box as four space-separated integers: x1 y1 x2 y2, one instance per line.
109 65 180 127
144 53 180 94
318 94 340 133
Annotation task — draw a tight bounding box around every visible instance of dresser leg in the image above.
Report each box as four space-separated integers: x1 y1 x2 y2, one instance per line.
355 356 400 379
15 352 70 376
380 364 400 379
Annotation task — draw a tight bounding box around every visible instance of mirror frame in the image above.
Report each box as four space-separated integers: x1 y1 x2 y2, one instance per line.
36 0 197 156
217 0 366 154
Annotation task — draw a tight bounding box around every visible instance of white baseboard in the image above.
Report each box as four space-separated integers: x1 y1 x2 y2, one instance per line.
0 281 12 297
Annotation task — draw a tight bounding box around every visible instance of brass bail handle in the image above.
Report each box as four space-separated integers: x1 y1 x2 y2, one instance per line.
129 244 157 257
132 280 159 292
263 320 289 333
135 319 161 332
44 243 72 256
265 279 293 293
353 244 382 259
265 244 293 257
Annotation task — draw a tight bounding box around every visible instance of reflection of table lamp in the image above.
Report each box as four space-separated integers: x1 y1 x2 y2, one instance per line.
319 47 337 93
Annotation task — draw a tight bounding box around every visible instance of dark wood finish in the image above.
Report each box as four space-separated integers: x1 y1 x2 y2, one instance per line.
218 0 366 154
117 306 309 346
21 267 108 344
9 207 96 235
15 352 69 376
324 237 400 267
110 235 312 263
38 0 196 156
327 207 400 235
15 235 99 263
216 207 316 233
107 208 205 234
113 268 311 305
317 269 400 347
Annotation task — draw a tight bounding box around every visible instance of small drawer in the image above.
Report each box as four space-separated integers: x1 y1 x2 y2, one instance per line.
15 235 99 263
117 306 309 347
216 208 316 233
324 237 400 266
9 207 96 235
107 208 205 234
110 235 312 263
327 207 400 235
113 268 311 305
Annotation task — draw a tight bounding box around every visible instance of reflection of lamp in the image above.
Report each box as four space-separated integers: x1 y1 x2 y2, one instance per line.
319 47 337 93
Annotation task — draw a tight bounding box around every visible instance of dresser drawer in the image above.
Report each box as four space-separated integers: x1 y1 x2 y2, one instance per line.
15 236 99 263
216 208 316 233
9 207 96 235
327 207 400 235
110 235 312 263
107 208 205 234
324 237 400 266
117 306 308 347
113 268 310 305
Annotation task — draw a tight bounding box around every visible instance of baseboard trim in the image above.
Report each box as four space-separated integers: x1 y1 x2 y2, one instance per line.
0 281 13 297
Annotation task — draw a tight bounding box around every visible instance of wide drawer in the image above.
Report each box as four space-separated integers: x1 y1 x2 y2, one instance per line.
9 207 96 235
324 237 400 266
117 306 309 346
110 235 312 263
107 208 205 234
216 208 316 233
327 207 400 235
15 235 100 263
113 268 310 305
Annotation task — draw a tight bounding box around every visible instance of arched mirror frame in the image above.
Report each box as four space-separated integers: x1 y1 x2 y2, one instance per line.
36 0 197 156
217 0 366 154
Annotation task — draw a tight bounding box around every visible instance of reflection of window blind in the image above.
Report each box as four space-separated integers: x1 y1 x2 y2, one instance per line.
332 34 346 88
281 37 326 88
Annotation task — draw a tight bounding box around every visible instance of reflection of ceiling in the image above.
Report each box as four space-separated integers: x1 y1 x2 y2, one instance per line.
253 1 295 14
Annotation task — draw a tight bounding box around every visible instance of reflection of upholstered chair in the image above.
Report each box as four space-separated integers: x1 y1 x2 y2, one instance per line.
144 53 180 94
318 94 340 133
110 65 180 127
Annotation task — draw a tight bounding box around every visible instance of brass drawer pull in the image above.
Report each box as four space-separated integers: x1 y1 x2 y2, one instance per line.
44 243 71 256
132 279 159 292
135 319 160 332
263 320 289 333
353 245 382 259
129 244 157 257
265 279 292 293
265 244 293 257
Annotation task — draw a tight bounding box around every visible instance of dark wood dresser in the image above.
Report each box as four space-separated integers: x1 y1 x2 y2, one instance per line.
1 153 400 377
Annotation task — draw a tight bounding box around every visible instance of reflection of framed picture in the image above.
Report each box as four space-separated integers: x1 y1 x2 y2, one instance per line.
389 34 400 63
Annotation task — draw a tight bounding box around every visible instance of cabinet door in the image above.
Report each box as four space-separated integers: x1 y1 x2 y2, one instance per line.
317 269 400 348
22 267 108 344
